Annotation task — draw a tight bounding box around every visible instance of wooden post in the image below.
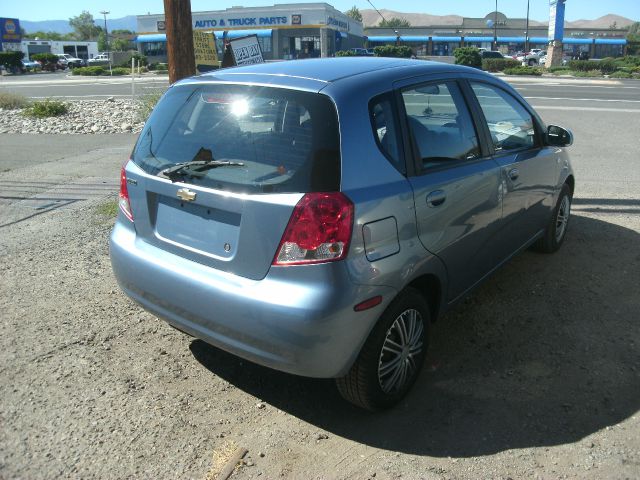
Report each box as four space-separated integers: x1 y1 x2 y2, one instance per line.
163 0 196 84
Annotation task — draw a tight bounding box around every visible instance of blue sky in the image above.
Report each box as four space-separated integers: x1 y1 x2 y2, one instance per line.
4 0 640 22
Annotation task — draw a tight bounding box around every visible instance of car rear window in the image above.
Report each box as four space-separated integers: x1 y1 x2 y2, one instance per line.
132 83 341 194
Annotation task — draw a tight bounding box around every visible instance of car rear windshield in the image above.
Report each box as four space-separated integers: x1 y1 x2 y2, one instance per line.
132 83 341 194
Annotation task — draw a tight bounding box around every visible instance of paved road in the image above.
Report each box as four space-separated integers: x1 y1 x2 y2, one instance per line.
0 72 169 100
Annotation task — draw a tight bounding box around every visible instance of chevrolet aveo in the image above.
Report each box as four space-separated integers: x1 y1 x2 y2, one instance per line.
110 58 574 410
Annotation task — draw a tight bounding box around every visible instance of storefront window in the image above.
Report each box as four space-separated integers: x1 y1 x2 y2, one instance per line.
142 42 167 57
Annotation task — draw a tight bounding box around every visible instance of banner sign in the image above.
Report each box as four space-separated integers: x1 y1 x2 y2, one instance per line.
0 18 22 43
193 30 219 73
548 0 566 41
230 35 264 66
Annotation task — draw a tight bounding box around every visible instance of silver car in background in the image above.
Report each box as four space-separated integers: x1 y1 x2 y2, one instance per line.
110 58 574 410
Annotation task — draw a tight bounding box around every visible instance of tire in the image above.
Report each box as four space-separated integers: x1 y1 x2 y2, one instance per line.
528 59 536 66
336 288 430 411
533 183 572 253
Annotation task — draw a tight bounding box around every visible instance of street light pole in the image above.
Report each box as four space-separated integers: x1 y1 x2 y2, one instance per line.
494 0 498 50
525 0 530 54
100 10 109 53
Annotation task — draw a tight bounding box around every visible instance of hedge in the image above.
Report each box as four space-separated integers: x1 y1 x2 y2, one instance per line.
373 45 412 58
71 66 105 76
482 58 520 72
453 47 481 69
0 51 24 69
335 50 356 57
567 59 616 74
503 66 543 76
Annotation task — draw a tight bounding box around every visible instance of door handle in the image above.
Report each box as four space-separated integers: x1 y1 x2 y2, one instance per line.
426 190 446 207
508 168 520 181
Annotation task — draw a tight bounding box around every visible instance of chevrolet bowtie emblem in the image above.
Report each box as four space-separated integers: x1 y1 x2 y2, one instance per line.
177 188 197 202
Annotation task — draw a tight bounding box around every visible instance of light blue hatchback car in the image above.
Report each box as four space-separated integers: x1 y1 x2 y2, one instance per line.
110 58 574 410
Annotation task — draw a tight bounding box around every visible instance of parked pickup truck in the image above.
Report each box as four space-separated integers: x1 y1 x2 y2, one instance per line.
88 53 110 64
516 49 546 66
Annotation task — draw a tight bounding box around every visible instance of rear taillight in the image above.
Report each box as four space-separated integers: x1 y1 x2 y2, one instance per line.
119 164 134 222
273 192 353 266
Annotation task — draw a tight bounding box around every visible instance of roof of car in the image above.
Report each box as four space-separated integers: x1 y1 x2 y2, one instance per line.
180 57 489 92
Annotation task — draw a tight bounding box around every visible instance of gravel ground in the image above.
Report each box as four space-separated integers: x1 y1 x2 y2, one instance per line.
0 136 639 479
0 99 146 135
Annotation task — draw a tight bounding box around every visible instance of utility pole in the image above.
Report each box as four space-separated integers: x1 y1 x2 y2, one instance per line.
525 0 530 54
494 0 498 50
163 0 196 84
100 10 109 53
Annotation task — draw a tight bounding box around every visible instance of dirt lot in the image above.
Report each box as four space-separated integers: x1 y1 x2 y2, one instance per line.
0 132 639 479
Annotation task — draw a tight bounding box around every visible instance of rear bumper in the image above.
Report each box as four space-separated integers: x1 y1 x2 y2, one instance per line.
109 221 396 378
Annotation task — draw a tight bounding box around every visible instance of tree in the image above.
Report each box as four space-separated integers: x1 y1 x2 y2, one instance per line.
98 31 108 52
111 29 134 35
627 22 640 55
69 11 100 40
111 38 131 52
379 17 411 28
345 6 362 22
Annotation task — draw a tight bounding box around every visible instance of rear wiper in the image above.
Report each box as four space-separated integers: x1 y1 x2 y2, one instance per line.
161 160 244 181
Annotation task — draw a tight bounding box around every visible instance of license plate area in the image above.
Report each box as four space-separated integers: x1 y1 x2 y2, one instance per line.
154 195 241 259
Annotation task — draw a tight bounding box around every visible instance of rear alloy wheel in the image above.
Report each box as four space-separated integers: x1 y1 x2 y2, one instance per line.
533 183 572 253
336 288 430 411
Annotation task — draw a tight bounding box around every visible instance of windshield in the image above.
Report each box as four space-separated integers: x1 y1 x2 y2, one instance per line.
132 83 341 194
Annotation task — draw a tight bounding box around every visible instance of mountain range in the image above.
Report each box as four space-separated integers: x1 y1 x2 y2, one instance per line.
18 11 636 35
20 16 137 34
360 10 636 29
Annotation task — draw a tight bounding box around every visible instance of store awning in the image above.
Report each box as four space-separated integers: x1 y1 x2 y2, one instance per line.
562 38 593 45
367 36 399 42
401 36 428 42
497 37 525 43
135 29 272 43
594 38 626 45
464 36 493 42
224 29 272 39
431 36 462 42
135 34 167 43
529 37 550 44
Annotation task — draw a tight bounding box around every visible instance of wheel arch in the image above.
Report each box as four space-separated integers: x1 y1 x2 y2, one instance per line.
406 273 443 323
564 174 575 197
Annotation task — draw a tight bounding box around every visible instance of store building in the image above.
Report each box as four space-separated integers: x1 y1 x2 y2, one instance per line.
20 40 99 61
135 2 364 63
365 11 628 58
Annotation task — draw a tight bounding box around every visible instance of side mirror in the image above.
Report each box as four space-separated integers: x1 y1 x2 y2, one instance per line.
546 125 573 147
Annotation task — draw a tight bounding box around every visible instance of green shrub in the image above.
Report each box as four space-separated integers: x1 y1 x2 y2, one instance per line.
148 63 168 71
609 71 632 78
110 67 130 76
617 56 640 67
119 53 148 68
335 50 356 57
596 59 617 74
23 99 68 118
0 51 24 69
567 59 615 73
503 66 543 76
453 47 482 69
547 66 570 73
373 45 412 58
0 92 29 109
482 58 520 72
71 66 105 76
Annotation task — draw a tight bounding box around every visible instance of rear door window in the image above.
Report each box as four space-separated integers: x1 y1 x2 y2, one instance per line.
133 84 341 194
